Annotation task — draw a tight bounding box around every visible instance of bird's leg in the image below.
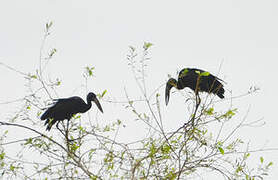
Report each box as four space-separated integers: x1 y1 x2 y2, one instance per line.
194 75 201 107
56 121 66 137
56 121 60 129
191 91 201 127
65 119 70 142
66 119 70 131
65 119 75 143
196 92 201 106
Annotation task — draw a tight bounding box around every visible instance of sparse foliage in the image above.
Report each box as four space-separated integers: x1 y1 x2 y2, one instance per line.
0 23 275 180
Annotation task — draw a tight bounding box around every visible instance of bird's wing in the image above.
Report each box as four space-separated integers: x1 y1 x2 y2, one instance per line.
191 68 226 84
60 97 85 115
178 68 204 78
215 76 226 84
58 96 86 114
186 68 226 83
189 68 205 73
178 68 188 78
41 97 85 120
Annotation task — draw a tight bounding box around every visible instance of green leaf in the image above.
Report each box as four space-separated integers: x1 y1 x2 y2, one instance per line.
165 168 177 180
49 48 57 57
24 138 33 145
85 66 95 77
244 153 250 159
0 152 5 160
218 147 224 155
179 68 189 78
195 70 201 74
9 165 15 171
104 152 114 163
70 143 80 152
220 108 237 119
103 125 110 132
236 166 242 173
101 90 107 97
30 75 37 79
128 101 133 105
47 118 54 125
46 21 53 30
73 114 81 119
49 21 53 28
205 107 214 115
150 159 155 165
245 174 249 180
260 157 264 163
37 111 42 117
161 144 171 154
267 162 273 168
200 71 210 76
78 126 85 133
143 42 153 50
1 161 4 168
227 109 236 116
149 143 156 158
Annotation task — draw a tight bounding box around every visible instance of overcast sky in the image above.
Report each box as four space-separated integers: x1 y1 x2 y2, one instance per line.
1 0 278 179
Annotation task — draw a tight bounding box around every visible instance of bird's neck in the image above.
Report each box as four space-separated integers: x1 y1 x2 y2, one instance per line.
176 81 183 90
84 98 92 112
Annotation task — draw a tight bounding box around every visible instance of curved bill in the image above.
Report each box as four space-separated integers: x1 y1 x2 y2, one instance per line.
93 98 103 113
165 83 172 106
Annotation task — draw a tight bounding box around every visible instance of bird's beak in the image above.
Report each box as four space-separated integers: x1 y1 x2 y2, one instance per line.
165 82 173 106
93 98 103 113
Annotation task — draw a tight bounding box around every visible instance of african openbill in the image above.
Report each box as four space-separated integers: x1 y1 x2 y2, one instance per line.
165 68 225 105
41 92 103 131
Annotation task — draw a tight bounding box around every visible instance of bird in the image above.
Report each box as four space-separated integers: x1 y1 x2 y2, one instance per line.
165 68 225 105
41 92 103 131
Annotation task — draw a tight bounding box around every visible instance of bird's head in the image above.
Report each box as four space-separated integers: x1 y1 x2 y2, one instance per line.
87 92 103 113
165 78 178 106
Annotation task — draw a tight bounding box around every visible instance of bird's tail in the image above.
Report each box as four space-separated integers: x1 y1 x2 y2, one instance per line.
44 118 56 131
46 124 52 131
40 111 48 120
216 87 225 99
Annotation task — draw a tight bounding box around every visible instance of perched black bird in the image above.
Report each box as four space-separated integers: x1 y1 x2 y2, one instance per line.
165 68 225 105
41 92 103 131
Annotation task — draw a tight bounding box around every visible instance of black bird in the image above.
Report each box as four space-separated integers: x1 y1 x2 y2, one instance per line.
41 92 103 131
165 68 225 105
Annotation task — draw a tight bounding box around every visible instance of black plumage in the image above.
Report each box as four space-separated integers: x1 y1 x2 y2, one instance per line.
41 92 103 131
165 68 225 105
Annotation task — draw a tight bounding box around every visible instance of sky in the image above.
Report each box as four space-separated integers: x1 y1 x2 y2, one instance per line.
1 0 278 179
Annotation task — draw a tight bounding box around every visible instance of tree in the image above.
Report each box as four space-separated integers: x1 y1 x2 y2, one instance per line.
0 22 274 180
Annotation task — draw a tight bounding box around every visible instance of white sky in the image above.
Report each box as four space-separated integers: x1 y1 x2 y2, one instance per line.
1 0 278 179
